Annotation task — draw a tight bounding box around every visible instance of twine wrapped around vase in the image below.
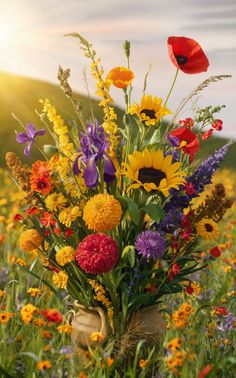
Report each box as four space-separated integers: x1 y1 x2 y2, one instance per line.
118 305 166 359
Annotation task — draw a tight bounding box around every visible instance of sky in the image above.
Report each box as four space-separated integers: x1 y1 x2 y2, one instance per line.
0 0 236 138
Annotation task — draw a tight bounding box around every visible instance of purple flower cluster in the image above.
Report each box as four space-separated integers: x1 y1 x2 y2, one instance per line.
216 313 236 333
135 230 165 259
159 142 231 231
73 119 116 188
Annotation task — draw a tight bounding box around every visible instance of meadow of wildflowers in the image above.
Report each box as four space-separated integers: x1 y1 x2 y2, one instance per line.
0 34 235 377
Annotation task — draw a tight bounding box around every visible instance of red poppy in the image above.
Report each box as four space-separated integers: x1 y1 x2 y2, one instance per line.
170 126 200 159
14 214 23 222
214 306 228 316
168 36 209 74
31 175 54 196
179 117 194 128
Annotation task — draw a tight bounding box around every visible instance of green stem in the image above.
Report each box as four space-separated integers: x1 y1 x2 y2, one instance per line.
164 68 179 106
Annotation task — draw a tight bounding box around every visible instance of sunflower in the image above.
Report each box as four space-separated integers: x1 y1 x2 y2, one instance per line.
129 95 171 126
196 218 220 241
122 149 186 196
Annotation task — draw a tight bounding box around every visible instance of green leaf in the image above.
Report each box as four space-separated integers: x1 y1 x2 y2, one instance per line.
0 366 13 378
117 196 140 225
140 203 163 223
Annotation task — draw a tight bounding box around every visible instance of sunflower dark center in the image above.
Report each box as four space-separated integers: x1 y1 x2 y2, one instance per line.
138 168 166 186
175 55 188 66
205 223 213 232
140 109 156 119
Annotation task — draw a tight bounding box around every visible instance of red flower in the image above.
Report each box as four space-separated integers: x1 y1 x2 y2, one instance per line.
40 212 56 228
64 229 73 238
170 126 200 159
76 233 118 275
184 182 196 196
26 206 41 215
209 246 221 258
168 36 209 74
201 129 214 140
32 160 51 176
14 214 23 222
212 119 223 131
179 117 194 128
146 283 157 293
168 262 181 281
214 306 228 316
42 309 63 323
185 286 194 295
198 364 213 378
53 228 61 236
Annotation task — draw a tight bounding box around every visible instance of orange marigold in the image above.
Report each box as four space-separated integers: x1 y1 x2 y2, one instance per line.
83 194 122 232
19 229 43 252
106 66 134 89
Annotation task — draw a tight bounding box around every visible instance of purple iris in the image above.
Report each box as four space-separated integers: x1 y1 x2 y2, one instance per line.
73 119 116 188
16 124 46 157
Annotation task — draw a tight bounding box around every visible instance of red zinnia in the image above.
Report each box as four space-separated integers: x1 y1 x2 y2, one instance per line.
42 309 63 323
170 126 200 158
168 36 209 74
76 233 119 275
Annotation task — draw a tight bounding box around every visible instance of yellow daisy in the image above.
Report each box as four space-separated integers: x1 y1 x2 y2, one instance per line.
129 95 171 126
122 149 186 196
196 218 220 241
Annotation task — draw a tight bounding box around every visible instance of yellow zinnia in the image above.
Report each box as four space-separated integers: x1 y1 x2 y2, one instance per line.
55 246 75 266
196 218 220 241
83 194 122 232
129 95 171 126
122 149 186 196
45 192 67 212
106 66 134 89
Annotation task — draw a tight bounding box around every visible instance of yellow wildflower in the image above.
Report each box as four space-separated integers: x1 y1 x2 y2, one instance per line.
0 312 14 324
36 360 52 370
0 290 6 297
45 192 67 212
59 206 81 227
139 359 149 369
16 258 28 267
57 324 72 334
55 246 75 266
27 288 42 297
90 332 105 342
52 271 68 289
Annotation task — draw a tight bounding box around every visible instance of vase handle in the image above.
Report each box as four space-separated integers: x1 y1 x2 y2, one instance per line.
95 306 107 336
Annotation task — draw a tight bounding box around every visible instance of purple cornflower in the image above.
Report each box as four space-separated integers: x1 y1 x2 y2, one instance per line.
73 119 116 188
135 230 165 259
16 124 46 157
60 346 73 355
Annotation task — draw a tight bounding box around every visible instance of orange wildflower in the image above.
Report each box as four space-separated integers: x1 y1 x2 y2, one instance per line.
106 66 134 89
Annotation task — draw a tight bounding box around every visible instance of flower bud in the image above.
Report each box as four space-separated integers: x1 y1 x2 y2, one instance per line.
43 145 58 157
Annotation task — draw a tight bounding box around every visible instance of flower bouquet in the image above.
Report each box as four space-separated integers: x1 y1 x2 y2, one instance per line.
6 34 233 354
